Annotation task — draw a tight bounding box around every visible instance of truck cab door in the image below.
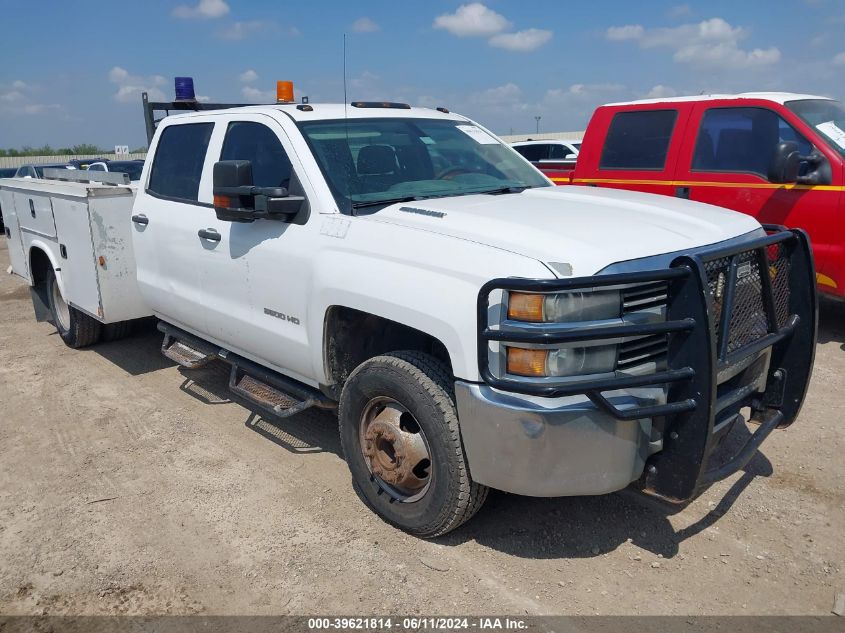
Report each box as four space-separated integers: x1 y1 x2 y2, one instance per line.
675 102 841 287
131 120 216 333
197 115 318 384
572 105 690 198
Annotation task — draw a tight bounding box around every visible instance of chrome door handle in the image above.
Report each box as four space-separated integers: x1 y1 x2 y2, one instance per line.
198 228 221 242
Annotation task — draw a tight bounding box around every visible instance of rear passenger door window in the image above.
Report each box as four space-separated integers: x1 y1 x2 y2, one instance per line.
220 121 293 189
148 122 214 202
549 144 572 160
692 107 813 179
600 110 678 170
514 144 549 162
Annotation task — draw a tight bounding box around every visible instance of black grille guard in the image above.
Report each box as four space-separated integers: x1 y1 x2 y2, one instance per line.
477 228 817 502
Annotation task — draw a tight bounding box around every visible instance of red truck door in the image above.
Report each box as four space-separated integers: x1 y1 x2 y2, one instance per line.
674 101 843 294
573 105 691 197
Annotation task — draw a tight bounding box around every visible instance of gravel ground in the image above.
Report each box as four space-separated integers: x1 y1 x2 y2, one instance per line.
0 238 842 616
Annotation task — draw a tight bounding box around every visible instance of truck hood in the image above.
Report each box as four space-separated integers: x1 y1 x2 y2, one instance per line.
367 185 761 277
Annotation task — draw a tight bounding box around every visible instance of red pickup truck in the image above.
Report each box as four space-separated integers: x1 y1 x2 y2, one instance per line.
570 93 845 298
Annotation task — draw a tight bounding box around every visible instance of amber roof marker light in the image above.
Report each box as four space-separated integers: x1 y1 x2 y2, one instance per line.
276 81 295 104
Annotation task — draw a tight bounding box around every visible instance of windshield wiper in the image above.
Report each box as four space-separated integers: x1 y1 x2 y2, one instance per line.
350 195 423 210
477 184 528 195
350 184 528 212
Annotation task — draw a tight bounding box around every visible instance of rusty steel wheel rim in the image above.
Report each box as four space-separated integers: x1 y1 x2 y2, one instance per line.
358 397 433 503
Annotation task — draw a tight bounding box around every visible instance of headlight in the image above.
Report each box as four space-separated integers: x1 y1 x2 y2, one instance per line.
504 289 621 378
507 345 617 377
508 290 620 323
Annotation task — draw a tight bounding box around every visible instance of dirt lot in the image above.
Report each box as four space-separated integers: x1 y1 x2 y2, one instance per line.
0 238 842 617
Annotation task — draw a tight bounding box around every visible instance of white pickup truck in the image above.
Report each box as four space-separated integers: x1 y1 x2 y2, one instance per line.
0 95 817 537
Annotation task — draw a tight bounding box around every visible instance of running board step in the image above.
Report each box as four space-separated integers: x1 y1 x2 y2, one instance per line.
158 323 219 369
229 367 318 418
156 321 336 417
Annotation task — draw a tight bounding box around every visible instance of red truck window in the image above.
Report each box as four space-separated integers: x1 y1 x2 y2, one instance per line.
599 109 678 171
692 107 813 178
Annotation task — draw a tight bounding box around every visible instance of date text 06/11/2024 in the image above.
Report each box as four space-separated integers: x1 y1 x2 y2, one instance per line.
306 618 528 630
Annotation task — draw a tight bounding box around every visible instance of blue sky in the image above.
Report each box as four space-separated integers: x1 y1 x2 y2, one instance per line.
1 0 844 148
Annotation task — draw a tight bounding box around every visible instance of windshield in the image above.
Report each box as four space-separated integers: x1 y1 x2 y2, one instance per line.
785 99 845 157
298 117 550 212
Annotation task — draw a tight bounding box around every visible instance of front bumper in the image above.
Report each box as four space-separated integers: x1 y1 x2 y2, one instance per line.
462 228 817 502
455 383 652 496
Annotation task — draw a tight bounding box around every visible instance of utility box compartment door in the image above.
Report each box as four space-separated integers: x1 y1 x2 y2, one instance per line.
51 196 102 319
88 193 151 323
0 188 28 279
14 191 58 240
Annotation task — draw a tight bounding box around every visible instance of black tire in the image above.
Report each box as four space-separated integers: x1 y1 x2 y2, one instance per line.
46 269 102 348
339 351 488 538
102 320 134 342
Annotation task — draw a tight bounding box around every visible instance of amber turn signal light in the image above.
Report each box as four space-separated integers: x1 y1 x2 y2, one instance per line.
508 292 545 322
506 347 548 377
213 194 232 208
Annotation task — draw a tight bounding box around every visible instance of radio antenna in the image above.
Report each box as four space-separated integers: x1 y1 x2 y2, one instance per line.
343 33 349 115
343 32 355 213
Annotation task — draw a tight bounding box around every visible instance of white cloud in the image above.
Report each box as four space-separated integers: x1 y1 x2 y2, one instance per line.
351 17 379 33
241 85 275 103
463 83 532 120
489 28 552 52
108 66 129 83
606 17 781 70
644 84 678 99
470 82 524 105
668 4 692 18
172 0 229 19
108 66 167 103
434 3 511 37
239 69 259 83
834 51 845 66
350 71 381 92
0 90 24 103
0 80 64 117
606 25 644 41
545 83 625 102
218 20 275 40
22 103 62 115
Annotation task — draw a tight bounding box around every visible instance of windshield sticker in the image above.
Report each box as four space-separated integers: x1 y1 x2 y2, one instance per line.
456 125 499 145
817 121 845 149
420 136 436 145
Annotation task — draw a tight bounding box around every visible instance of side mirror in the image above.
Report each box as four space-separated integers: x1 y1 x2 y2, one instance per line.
564 153 577 160
213 160 258 223
768 142 800 184
213 160 305 223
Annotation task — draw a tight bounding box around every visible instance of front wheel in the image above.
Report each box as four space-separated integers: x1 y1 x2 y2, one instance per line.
339 351 488 538
46 269 102 348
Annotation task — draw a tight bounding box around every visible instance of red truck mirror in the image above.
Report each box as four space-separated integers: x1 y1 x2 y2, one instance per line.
767 142 801 184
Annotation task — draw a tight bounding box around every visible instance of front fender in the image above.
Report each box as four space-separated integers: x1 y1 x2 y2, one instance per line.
309 227 552 383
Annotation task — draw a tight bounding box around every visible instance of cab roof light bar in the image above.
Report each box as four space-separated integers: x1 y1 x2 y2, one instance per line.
350 101 412 109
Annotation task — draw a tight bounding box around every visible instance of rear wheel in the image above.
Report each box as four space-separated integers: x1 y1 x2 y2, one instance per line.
339 351 488 538
46 270 101 348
